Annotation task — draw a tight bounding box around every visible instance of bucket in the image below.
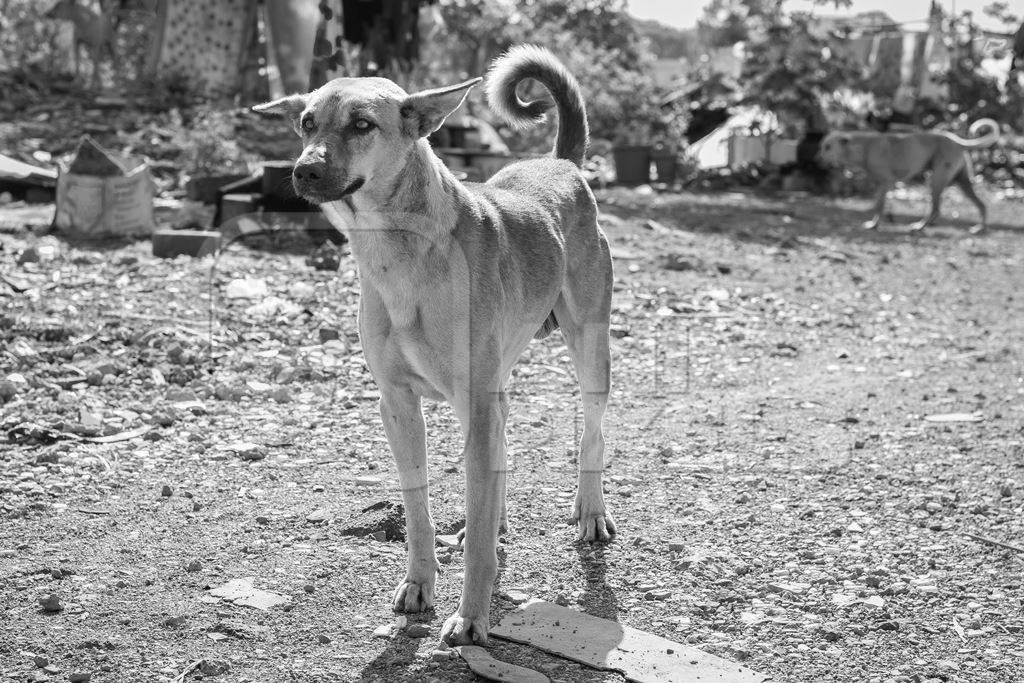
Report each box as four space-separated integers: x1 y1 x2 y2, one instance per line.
612 145 651 185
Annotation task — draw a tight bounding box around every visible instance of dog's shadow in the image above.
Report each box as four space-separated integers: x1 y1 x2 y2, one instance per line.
574 540 620 620
355 536 510 682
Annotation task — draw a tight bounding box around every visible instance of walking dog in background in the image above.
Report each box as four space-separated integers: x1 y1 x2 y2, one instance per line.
819 118 1000 233
45 0 117 87
254 45 615 645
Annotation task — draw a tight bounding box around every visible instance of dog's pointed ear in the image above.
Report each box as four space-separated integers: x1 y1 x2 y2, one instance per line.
400 78 482 138
252 94 308 135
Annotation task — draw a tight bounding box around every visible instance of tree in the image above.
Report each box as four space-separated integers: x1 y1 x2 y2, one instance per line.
697 0 783 48
737 1 861 133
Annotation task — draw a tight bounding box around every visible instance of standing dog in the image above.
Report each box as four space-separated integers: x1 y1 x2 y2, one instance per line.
819 118 999 233
253 45 615 645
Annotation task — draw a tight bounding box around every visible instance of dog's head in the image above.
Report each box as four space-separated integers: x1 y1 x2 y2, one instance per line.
253 77 480 204
818 132 850 168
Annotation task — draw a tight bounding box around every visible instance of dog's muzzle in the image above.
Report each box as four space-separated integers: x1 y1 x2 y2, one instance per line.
292 161 365 203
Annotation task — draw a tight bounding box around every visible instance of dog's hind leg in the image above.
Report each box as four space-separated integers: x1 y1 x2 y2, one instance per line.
380 386 439 613
554 230 616 543
864 183 891 230
912 164 957 232
952 164 987 234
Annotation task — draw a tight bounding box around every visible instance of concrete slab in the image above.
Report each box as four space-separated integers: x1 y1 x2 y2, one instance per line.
491 600 769 683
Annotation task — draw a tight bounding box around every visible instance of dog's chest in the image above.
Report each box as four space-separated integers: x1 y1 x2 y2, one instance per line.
351 231 453 329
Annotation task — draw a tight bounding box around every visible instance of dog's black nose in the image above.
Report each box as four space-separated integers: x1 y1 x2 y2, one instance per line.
293 161 326 183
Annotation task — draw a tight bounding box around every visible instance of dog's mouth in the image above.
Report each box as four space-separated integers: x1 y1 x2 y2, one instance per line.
295 177 365 204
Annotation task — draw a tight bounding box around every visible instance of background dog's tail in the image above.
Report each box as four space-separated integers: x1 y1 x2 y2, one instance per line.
485 45 588 167
958 118 1000 148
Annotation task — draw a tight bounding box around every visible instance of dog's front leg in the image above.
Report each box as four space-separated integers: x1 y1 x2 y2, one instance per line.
441 389 507 645
380 386 439 613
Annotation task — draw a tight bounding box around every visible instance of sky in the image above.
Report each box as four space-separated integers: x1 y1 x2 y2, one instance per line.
628 0 1012 31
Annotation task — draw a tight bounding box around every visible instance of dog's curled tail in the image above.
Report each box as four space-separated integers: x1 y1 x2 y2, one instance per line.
962 118 1000 148
485 45 588 167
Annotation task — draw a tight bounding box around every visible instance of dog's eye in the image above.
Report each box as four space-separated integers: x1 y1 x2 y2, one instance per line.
354 119 375 132
301 117 315 132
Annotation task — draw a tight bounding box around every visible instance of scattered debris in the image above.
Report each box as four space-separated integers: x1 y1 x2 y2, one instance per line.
208 577 290 611
923 412 983 423
338 501 405 542
457 645 550 683
964 532 1024 554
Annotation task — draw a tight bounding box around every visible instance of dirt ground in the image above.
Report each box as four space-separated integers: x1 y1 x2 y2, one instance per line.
2 183 1023 683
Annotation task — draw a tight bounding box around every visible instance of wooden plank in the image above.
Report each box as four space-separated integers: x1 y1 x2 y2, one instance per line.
491 601 768 683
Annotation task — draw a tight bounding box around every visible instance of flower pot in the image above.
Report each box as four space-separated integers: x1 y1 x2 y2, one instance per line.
186 173 249 204
651 149 677 183
612 145 651 185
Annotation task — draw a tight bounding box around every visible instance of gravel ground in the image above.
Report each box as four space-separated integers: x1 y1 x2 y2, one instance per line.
1 185 1023 682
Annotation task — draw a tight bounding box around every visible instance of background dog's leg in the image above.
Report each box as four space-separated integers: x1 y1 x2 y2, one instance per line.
441 388 507 645
864 183 890 230
556 235 616 543
912 168 954 231
952 165 987 234
380 386 439 613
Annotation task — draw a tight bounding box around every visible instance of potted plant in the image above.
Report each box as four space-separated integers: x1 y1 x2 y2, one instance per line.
176 111 254 204
611 124 653 185
650 139 678 184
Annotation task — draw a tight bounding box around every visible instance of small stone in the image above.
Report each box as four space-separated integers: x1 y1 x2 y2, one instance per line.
767 581 810 595
436 534 461 548
69 673 92 682
503 590 530 605
256 516 270 525
405 623 430 638
0 380 20 402
306 509 330 524
304 584 315 593
185 560 202 573
32 655 49 668
228 442 265 461
38 594 62 612
161 485 173 497
270 387 292 403
316 633 331 644
198 660 230 676
17 246 40 264
644 589 672 601
430 649 452 661
877 620 900 631
319 328 341 343
372 624 393 638
667 540 685 552
163 616 186 627
355 476 381 487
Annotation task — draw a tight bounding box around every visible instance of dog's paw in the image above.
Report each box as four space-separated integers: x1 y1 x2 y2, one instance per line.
440 612 489 645
572 498 616 543
392 577 435 613
453 518 509 548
